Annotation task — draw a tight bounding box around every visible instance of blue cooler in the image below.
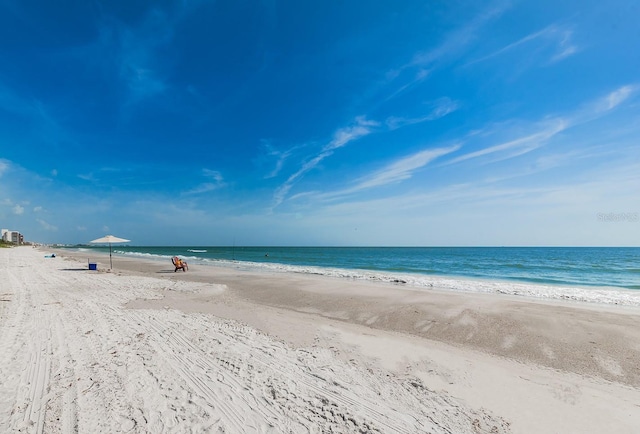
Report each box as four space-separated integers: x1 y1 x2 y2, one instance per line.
88 261 97 270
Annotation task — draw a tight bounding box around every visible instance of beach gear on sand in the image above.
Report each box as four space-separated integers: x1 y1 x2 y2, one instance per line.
172 256 188 272
89 234 130 269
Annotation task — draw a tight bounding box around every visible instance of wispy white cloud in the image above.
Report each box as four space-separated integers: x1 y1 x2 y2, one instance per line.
77 173 96 182
448 84 638 166
602 85 637 111
271 152 329 209
202 168 224 180
37 218 58 231
467 24 578 66
0 159 9 177
386 98 459 130
273 4 504 211
13 205 24 215
272 117 378 209
256 139 304 179
122 64 166 101
382 69 431 103
332 145 461 200
96 9 174 106
381 3 508 104
407 3 509 70
288 145 460 207
356 145 461 189
558 84 640 129
550 28 578 62
272 97 462 209
259 140 298 179
184 168 226 195
326 116 379 151
268 151 292 179
448 118 568 165
315 154 640 229
185 183 221 195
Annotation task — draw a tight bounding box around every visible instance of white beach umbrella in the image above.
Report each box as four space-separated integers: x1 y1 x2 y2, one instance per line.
89 235 130 269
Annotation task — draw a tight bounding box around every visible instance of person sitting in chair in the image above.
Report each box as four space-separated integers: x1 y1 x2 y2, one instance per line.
172 256 188 272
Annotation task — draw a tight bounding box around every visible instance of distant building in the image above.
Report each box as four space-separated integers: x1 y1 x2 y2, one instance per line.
1 229 23 245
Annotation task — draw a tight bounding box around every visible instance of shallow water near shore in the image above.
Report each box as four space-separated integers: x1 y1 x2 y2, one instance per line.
66 246 640 306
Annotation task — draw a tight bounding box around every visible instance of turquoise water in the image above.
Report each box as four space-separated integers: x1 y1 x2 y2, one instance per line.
71 246 640 305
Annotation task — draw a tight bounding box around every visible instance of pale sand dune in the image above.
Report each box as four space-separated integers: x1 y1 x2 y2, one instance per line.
1 247 639 433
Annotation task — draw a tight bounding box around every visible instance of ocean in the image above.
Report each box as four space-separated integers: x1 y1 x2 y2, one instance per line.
69 246 640 307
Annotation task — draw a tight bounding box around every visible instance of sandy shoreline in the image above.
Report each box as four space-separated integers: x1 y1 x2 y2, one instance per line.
1 246 639 433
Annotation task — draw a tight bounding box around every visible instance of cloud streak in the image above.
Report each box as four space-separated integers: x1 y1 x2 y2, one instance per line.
268 4 512 211
326 117 379 151
37 218 58 231
96 9 175 107
386 98 459 130
0 159 9 177
383 3 508 103
407 3 509 69
271 95 463 210
448 119 568 165
296 145 460 204
447 84 638 166
602 85 637 111
184 169 226 195
271 117 378 209
467 24 579 66
260 140 297 179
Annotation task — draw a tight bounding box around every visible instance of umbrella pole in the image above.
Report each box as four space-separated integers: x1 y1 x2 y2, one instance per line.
109 243 113 269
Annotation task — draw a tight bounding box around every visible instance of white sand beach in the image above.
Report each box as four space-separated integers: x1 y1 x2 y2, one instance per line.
1 246 639 433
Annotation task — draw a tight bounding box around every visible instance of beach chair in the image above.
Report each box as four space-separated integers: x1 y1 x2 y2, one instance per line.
172 256 188 272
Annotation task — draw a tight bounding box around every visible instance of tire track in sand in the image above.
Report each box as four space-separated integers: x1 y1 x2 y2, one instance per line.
0 263 29 431
132 310 421 433
22 263 82 434
130 310 283 433
0 260 54 433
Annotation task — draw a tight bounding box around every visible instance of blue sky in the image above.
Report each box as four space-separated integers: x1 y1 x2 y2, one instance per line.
1 0 639 246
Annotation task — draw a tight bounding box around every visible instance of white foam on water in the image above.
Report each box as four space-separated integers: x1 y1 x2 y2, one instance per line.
82 249 640 307
117 251 173 260
200 258 640 307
